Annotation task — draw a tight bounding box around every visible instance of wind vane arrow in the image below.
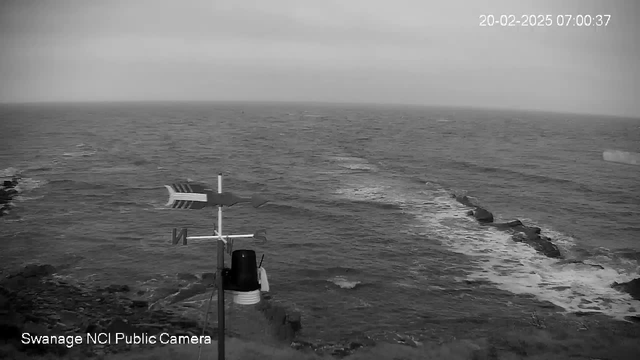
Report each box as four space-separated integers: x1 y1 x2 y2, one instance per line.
164 183 211 209
164 182 269 209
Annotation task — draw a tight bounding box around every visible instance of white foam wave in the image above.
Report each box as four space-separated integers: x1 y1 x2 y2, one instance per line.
1 168 47 193
329 276 361 289
328 156 379 172
90 165 139 173
13 195 45 202
331 172 640 319
63 151 96 157
0 167 20 178
15 178 47 192
603 149 640 166
411 195 640 319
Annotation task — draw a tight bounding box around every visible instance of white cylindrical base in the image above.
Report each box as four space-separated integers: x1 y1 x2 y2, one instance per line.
226 289 261 305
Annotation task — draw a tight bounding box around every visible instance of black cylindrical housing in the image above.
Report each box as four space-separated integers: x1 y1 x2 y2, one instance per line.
226 249 259 291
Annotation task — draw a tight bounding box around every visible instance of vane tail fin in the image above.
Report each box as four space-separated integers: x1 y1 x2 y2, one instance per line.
165 185 177 206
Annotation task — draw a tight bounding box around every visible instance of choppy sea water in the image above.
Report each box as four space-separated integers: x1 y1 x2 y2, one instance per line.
1 102 639 343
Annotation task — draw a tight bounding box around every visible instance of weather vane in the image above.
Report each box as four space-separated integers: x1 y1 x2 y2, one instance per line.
164 173 270 360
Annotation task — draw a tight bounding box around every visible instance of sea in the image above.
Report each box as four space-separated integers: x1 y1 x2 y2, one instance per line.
1 101 639 344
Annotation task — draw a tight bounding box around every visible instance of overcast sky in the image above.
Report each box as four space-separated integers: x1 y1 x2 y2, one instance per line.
0 0 638 117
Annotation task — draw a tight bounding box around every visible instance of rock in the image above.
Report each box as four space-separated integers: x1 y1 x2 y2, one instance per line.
86 322 103 333
105 284 130 293
59 310 83 326
200 273 216 286
489 220 523 229
487 220 562 259
471 207 494 223
105 317 139 336
20 322 69 356
20 264 57 278
287 312 302 331
131 300 149 308
147 286 180 303
1 263 223 358
451 191 563 259
3 276 27 290
258 302 302 341
23 321 49 335
612 278 640 301
177 273 198 281
452 194 476 208
169 318 198 328
165 283 208 304
0 179 19 217
266 305 287 325
624 315 640 323
513 232 562 258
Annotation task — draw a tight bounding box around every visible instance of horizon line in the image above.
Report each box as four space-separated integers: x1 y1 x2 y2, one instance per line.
0 99 637 120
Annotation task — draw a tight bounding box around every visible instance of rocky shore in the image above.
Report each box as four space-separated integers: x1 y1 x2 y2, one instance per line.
452 193 563 259
0 263 375 359
0 264 317 358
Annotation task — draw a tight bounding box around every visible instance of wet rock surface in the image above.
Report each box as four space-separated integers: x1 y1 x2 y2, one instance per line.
452 194 563 259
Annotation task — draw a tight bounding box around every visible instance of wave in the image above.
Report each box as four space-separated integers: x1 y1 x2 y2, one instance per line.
48 179 108 190
62 151 96 158
327 155 379 172
89 165 143 173
1 168 47 192
265 201 353 221
328 276 362 289
13 195 45 202
446 158 632 198
603 149 640 166
1 167 47 217
0 167 20 178
417 193 640 319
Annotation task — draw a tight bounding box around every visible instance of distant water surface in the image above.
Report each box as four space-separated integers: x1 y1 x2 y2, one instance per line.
1 102 639 342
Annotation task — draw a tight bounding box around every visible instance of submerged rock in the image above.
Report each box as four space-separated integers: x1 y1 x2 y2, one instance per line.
612 278 640 301
452 194 476 208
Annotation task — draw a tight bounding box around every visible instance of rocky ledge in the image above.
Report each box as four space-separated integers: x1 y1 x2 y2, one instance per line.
0 177 20 217
0 264 309 358
451 194 640 304
452 194 563 259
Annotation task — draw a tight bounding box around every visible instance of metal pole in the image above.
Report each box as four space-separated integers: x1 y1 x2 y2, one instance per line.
217 173 225 360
